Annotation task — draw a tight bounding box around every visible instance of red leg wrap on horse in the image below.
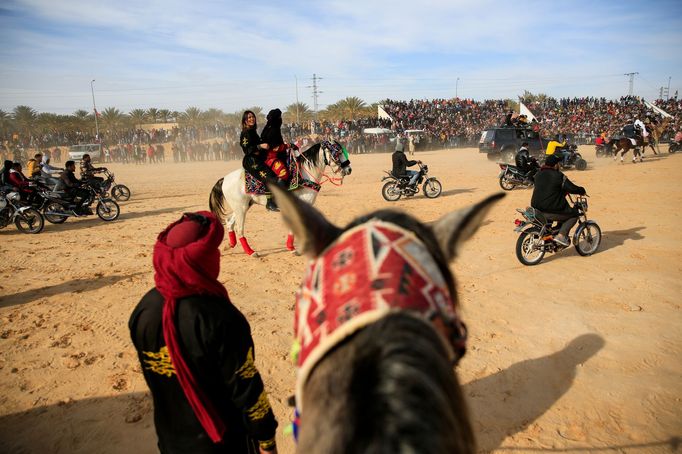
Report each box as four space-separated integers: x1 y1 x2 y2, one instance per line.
239 237 255 256
286 233 295 251
228 231 237 248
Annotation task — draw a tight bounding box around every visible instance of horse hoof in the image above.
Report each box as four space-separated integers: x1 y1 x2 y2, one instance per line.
292 250 301 256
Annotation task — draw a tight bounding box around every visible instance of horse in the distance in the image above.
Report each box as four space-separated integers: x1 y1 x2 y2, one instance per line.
611 117 671 163
209 140 352 256
270 182 504 453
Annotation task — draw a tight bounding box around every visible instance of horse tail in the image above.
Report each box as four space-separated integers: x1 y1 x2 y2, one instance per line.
209 177 226 221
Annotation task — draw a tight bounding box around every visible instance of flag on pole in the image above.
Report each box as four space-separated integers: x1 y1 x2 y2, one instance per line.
643 100 673 118
519 101 537 123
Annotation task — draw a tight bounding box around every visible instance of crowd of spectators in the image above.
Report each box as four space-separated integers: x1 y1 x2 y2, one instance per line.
2 96 680 163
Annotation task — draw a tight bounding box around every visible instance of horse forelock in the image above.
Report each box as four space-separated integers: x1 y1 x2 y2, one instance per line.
301 143 322 166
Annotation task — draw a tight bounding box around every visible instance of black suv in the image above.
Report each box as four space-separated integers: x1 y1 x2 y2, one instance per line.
479 127 549 163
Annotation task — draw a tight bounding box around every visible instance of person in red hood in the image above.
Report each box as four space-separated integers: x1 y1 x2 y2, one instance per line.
129 211 278 454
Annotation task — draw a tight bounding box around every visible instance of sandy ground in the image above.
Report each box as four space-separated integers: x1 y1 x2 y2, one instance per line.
0 146 680 453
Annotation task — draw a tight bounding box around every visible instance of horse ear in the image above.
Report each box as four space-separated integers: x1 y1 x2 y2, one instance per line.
268 183 342 258
431 193 505 262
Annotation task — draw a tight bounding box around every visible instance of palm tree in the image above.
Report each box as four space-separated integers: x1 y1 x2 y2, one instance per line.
0 109 14 137
101 107 127 132
204 108 224 125
336 97 367 120
179 107 203 128
36 112 61 136
170 111 181 122
129 109 147 128
146 108 159 123
284 102 312 123
13 105 38 138
158 109 171 123
320 102 343 121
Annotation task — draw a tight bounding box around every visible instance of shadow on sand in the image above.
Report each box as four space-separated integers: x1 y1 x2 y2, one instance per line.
0 272 146 309
465 334 605 452
597 226 645 254
0 392 156 454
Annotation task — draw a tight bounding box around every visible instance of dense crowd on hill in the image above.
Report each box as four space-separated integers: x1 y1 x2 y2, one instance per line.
1 96 680 163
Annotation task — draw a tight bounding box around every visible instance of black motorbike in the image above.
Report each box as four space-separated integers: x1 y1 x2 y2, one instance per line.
498 162 537 190
559 144 588 170
669 141 681 153
381 163 442 201
0 189 45 234
595 141 614 158
96 169 131 201
513 194 600 266
39 182 120 224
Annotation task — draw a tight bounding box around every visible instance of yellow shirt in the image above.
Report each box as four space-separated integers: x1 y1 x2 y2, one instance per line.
545 140 566 155
26 159 40 177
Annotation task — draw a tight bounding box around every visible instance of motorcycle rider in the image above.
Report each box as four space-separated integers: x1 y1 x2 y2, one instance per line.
80 154 105 188
530 154 586 247
56 160 91 214
26 153 42 178
515 142 539 181
40 155 63 188
392 137 421 190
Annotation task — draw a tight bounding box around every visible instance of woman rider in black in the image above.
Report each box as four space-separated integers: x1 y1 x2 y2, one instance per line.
240 110 280 211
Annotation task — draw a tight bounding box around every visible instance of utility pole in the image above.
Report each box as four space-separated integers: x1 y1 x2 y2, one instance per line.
456 77 460 99
90 79 99 140
295 75 300 123
624 72 638 96
660 87 665 99
667 76 672 101
307 74 322 121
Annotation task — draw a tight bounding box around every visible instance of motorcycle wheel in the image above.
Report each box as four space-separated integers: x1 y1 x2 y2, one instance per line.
499 174 516 190
381 181 402 202
43 202 68 224
515 228 545 266
15 208 44 234
423 178 442 198
111 184 131 201
96 199 120 221
574 222 601 256
575 158 587 171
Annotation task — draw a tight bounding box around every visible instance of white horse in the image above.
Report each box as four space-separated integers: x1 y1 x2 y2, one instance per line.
209 140 352 256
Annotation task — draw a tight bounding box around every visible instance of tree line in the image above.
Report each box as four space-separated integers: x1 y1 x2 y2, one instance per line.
0 97 378 140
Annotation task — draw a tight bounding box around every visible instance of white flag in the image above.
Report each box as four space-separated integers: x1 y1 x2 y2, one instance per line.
519 101 537 122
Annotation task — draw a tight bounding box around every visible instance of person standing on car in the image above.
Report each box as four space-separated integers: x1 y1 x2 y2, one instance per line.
392 138 421 188
531 154 586 247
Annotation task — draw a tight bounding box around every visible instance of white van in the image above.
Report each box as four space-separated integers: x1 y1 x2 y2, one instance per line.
68 144 102 162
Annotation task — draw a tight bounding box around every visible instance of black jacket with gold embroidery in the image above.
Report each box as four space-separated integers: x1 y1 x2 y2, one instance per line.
239 128 262 157
129 288 277 453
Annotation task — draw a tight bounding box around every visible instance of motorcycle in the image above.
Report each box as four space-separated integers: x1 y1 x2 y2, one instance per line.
559 145 588 170
513 194 600 266
595 141 614 158
669 141 681 154
40 182 120 224
381 163 443 201
498 162 537 190
86 169 131 201
0 189 45 234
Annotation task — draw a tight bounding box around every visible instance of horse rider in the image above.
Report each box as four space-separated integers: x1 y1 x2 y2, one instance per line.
622 119 639 142
531 154 587 247
634 117 648 142
259 108 291 187
392 138 421 190
239 110 280 212
515 142 539 180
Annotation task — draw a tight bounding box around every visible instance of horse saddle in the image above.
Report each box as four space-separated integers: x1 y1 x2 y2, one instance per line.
244 151 300 195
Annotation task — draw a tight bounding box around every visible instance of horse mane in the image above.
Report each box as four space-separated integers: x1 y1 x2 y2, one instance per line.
299 312 475 453
300 143 322 166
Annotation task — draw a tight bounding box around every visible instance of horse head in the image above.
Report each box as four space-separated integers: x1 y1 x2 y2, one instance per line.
270 184 504 453
320 140 352 178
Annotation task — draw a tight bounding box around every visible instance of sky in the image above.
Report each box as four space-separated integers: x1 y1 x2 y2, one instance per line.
1 0 681 115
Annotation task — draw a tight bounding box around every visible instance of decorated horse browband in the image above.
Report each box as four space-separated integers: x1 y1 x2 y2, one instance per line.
292 219 467 414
